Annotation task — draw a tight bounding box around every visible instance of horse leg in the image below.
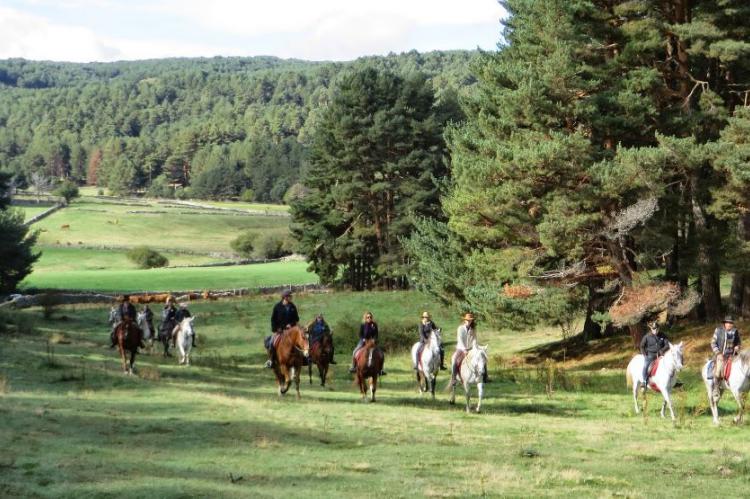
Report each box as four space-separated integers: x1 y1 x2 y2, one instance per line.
308 360 312 385
449 382 455 405
465 382 471 413
732 389 744 424
320 363 327 388
476 382 484 413
632 380 641 415
661 390 675 421
370 376 376 403
118 342 128 374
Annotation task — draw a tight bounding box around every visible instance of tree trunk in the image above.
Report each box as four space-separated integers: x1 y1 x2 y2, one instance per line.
730 273 744 317
582 283 602 342
691 180 722 321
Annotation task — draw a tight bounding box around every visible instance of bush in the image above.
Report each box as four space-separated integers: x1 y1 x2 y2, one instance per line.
126 246 169 269
331 316 415 354
0 309 37 336
254 233 292 259
52 180 79 205
240 188 255 202
38 292 61 319
230 231 256 258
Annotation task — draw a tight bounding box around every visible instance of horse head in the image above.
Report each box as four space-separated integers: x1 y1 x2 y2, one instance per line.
668 341 684 371
108 307 118 325
473 345 489 371
294 325 309 358
181 316 195 337
430 328 442 348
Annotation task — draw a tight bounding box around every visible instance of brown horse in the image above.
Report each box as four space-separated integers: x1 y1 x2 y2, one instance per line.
308 333 333 387
355 339 384 402
272 325 309 398
115 318 143 375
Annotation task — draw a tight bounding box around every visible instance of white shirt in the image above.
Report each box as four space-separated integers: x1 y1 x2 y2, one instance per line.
456 323 476 351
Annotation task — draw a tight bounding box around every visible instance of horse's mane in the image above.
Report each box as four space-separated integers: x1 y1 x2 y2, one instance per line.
739 348 750 366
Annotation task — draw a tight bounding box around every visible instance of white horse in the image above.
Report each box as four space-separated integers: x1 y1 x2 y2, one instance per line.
701 350 750 425
136 310 154 352
449 345 488 413
174 317 195 366
626 342 684 420
411 329 442 398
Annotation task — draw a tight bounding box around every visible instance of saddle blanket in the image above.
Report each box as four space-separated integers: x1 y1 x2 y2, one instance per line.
706 357 732 381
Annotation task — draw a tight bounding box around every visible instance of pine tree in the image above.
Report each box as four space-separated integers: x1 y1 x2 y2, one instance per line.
291 65 449 289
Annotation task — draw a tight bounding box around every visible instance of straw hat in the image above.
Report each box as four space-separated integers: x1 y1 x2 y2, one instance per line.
462 312 475 321
421 311 431 319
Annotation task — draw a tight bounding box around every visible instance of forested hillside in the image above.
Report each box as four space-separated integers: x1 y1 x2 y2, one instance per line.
0 51 475 202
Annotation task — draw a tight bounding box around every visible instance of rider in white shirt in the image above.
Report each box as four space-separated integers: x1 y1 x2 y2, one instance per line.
451 312 489 385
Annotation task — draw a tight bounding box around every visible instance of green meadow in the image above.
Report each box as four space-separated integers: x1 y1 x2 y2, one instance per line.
2 291 750 498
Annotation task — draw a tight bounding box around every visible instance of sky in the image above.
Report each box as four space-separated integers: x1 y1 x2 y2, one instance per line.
0 0 507 63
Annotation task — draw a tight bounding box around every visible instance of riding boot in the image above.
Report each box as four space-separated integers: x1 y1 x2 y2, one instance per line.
109 330 116 348
192 337 197 348
265 348 275 369
450 365 457 386
348 358 356 374
330 345 337 364
483 368 491 383
440 347 447 370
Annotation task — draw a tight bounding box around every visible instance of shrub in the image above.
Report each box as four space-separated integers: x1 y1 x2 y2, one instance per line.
230 231 256 258
38 292 61 319
240 188 255 202
126 246 169 269
52 180 80 205
254 233 292 259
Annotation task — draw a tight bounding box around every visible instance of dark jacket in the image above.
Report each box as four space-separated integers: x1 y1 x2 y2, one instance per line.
176 307 191 322
419 321 438 342
309 320 331 343
271 301 299 332
711 326 741 356
162 305 177 323
119 302 136 321
640 332 669 357
359 322 378 341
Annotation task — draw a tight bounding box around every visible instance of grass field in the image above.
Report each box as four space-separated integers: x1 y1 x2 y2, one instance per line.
21 260 316 292
32 199 290 254
2 291 750 498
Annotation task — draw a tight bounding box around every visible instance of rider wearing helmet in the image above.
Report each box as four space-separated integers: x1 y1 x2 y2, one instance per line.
110 295 142 349
639 320 669 386
349 311 386 375
173 302 196 348
265 289 300 368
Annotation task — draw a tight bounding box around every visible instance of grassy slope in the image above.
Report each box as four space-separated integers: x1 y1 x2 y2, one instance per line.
2 292 750 498
33 199 289 253
21 260 316 292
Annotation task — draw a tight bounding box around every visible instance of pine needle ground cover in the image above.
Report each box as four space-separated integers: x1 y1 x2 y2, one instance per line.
2 292 749 498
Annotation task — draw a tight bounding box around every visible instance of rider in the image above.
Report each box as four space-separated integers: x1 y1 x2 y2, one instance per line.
307 313 336 364
711 315 741 396
450 312 489 385
141 304 154 336
265 289 299 368
414 311 446 371
160 296 178 355
349 311 386 375
639 320 669 386
173 302 196 348
109 295 143 349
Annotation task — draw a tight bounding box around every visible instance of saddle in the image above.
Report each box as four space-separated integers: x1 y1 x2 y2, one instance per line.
454 350 467 382
648 357 661 392
310 340 321 359
271 332 283 350
355 347 368 365
724 356 733 380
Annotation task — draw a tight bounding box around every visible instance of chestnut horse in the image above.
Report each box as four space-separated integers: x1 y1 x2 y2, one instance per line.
308 332 333 387
272 325 309 398
355 339 384 402
114 318 143 375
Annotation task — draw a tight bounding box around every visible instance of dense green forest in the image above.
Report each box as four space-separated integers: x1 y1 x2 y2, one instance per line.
0 51 475 202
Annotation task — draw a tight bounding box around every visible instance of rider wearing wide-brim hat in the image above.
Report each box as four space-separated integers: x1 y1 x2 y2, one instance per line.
710 315 741 395
450 312 489 385
110 294 141 349
160 295 178 356
639 319 669 386
415 311 446 371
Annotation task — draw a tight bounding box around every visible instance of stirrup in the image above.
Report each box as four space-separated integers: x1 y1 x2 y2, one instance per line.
264 360 273 369
348 366 356 373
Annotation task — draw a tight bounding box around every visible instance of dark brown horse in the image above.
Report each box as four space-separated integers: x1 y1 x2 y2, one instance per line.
272 325 309 398
355 339 384 402
308 333 333 387
115 318 143 375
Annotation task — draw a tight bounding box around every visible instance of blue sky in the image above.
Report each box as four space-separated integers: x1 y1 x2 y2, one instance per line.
0 0 507 62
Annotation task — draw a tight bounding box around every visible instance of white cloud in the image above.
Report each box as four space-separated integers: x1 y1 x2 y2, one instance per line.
167 0 504 36
0 1 506 62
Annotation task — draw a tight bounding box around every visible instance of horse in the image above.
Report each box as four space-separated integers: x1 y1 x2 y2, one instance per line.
174 317 195 366
449 345 488 413
701 350 750 425
626 342 684 420
157 318 175 357
137 310 154 353
354 338 385 403
108 306 118 326
114 318 143 375
272 325 309 399
411 329 441 398
308 332 333 387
